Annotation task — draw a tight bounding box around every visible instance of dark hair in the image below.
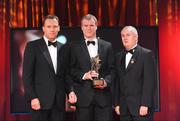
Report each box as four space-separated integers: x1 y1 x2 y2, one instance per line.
43 14 60 25
81 14 97 25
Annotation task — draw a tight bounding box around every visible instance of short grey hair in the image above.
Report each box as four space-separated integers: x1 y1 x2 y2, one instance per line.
121 26 138 36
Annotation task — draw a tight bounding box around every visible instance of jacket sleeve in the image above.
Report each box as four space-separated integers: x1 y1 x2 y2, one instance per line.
103 43 115 88
69 44 86 84
141 51 157 107
22 42 37 102
62 44 75 94
113 54 120 106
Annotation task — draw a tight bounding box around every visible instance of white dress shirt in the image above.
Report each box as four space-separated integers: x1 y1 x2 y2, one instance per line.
82 38 98 80
86 38 98 58
44 36 57 73
125 44 137 68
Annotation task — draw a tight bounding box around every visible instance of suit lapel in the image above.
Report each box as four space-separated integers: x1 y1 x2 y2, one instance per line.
56 42 63 73
121 51 126 73
80 40 91 64
97 39 104 60
38 38 55 73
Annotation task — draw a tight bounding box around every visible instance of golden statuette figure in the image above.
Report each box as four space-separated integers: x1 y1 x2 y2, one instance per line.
90 54 104 88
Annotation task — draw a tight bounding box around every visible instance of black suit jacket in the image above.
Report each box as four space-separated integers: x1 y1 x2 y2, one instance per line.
23 38 72 110
70 38 114 107
114 45 157 116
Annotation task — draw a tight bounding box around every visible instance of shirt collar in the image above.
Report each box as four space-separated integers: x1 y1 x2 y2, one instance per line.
43 36 57 46
127 44 137 51
85 38 98 45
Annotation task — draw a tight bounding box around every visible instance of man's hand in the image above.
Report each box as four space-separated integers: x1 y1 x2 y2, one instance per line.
68 91 77 111
139 106 148 116
115 106 120 115
68 91 77 104
83 70 99 80
90 70 99 78
31 98 41 110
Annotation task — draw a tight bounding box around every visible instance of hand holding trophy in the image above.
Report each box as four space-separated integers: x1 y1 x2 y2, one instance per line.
90 54 105 88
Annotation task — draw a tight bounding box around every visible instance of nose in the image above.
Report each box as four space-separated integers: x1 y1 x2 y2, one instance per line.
87 26 91 29
50 29 55 33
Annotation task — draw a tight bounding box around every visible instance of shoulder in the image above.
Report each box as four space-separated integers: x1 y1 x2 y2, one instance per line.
26 38 43 47
98 38 112 46
58 42 71 53
141 46 151 53
137 45 152 54
69 40 84 49
57 41 64 47
137 45 155 59
63 42 80 56
98 38 112 50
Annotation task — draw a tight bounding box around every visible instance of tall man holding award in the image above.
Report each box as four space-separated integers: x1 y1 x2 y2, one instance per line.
70 14 114 121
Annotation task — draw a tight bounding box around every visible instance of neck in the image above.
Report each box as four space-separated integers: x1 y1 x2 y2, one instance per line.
126 44 137 50
84 36 96 40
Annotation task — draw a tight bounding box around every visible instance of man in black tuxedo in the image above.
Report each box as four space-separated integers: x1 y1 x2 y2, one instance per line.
70 14 114 121
114 26 157 121
23 14 77 121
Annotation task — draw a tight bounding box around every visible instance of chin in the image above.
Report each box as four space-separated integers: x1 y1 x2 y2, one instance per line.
49 37 56 40
125 46 130 49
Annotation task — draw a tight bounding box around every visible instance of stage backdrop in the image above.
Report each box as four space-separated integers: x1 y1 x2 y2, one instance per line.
1 0 180 121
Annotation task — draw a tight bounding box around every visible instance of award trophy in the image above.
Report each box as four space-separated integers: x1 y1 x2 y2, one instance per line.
90 54 104 88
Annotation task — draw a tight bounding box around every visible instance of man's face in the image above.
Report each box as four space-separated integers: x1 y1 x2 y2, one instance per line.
81 19 97 39
121 28 138 50
42 19 60 41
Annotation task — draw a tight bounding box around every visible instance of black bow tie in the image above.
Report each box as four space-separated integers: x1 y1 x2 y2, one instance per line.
48 41 57 47
87 41 95 46
125 48 135 54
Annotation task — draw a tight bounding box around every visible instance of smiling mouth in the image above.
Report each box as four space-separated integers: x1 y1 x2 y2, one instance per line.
50 33 56 35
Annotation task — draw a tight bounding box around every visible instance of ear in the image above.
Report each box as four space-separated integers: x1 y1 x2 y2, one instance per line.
58 26 60 32
95 26 97 31
42 26 44 32
81 26 83 31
